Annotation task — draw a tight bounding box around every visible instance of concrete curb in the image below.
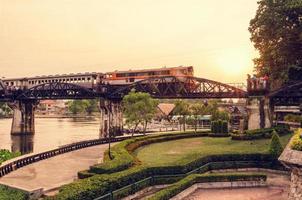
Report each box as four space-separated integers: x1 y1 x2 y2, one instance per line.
171 180 266 200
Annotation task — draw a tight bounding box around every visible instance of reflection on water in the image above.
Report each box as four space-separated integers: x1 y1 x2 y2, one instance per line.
0 117 101 154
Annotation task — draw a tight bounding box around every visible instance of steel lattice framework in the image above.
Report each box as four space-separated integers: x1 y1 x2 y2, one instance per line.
107 76 247 99
269 81 302 106
17 82 99 100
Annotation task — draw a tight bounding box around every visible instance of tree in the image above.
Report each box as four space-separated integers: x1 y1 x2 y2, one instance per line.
0 102 12 117
190 103 208 131
269 131 284 158
122 91 159 135
173 100 191 131
67 100 88 114
211 110 230 121
84 99 98 115
249 0 302 88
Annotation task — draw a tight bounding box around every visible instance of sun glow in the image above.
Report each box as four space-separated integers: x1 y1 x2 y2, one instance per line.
215 48 253 77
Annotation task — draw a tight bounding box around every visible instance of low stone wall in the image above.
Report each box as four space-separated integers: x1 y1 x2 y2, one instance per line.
208 167 290 175
170 180 266 200
279 133 302 200
0 183 43 200
121 185 169 200
289 167 302 200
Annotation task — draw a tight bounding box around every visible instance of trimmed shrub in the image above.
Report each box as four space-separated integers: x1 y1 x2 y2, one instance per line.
54 154 278 200
211 120 228 135
231 125 291 140
55 130 287 200
88 131 210 175
269 131 283 158
291 129 302 151
222 121 228 133
0 185 28 200
149 173 266 200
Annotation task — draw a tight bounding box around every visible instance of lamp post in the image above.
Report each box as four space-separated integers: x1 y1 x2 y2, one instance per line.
300 104 302 128
108 101 112 159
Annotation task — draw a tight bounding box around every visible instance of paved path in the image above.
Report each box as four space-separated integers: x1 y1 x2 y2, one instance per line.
184 172 290 200
0 143 113 192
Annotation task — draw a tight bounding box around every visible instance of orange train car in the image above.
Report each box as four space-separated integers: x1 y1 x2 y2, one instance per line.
104 66 194 85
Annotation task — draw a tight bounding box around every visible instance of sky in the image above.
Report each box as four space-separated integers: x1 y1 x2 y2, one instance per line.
0 0 259 83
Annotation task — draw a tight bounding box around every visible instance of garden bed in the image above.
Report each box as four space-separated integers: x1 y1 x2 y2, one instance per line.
49 130 291 200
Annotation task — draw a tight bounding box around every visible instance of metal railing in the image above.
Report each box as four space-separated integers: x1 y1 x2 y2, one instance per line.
93 160 271 200
0 136 133 178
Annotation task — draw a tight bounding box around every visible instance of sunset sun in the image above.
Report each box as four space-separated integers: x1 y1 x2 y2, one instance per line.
215 48 252 77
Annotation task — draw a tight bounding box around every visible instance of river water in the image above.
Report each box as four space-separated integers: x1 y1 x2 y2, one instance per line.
0 117 101 155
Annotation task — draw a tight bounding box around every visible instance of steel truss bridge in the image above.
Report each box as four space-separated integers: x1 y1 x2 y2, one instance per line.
0 76 248 101
269 81 302 106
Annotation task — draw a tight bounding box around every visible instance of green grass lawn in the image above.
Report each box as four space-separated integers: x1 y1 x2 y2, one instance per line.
134 134 292 166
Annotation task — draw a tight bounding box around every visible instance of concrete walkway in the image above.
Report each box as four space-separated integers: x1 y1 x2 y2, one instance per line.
0 143 112 192
183 172 290 200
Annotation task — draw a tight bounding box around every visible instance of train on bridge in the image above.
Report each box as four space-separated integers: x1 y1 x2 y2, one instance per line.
1 66 194 90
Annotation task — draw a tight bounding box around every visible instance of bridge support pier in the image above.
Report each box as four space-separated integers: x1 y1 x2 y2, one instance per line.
11 135 34 154
99 99 123 138
10 100 37 135
247 97 272 130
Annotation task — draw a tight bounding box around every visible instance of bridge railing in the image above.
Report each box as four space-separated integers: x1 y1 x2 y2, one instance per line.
0 136 134 178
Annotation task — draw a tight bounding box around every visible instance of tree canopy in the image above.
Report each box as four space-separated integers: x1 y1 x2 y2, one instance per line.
67 99 98 115
0 103 12 117
249 0 302 88
122 91 159 134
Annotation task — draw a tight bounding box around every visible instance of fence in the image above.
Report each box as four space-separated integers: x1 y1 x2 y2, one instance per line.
93 160 272 200
0 136 133 177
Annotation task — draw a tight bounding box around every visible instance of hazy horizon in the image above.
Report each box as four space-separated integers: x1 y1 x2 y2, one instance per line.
0 0 259 83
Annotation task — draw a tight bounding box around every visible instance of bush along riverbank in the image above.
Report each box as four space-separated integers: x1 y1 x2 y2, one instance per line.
0 149 20 165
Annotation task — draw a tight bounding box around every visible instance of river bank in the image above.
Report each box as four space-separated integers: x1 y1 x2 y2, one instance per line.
0 118 101 154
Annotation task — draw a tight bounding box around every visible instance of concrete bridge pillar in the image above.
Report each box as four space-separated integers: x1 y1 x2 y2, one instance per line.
11 135 34 154
10 100 37 135
99 99 123 138
99 98 110 138
112 102 123 136
247 97 272 130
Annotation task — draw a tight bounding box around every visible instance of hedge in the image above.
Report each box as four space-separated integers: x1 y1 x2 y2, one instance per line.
0 185 28 200
84 131 211 176
149 173 267 200
231 125 291 140
290 129 302 151
211 120 228 135
53 153 283 200
52 130 287 199
0 149 21 165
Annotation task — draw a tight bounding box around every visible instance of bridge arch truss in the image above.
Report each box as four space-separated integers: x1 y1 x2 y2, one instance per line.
108 76 247 99
17 82 100 100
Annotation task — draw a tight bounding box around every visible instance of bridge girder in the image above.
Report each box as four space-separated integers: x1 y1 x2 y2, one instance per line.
17 82 100 100
0 76 247 101
269 81 302 106
107 76 247 100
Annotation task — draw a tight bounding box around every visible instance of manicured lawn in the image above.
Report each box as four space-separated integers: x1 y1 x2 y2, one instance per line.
134 134 292 166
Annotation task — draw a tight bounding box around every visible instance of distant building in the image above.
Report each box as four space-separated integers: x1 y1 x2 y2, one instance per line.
37 100 67 115
156 103 176 120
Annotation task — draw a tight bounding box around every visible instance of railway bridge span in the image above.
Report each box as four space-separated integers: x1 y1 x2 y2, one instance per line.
0 75 247 136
